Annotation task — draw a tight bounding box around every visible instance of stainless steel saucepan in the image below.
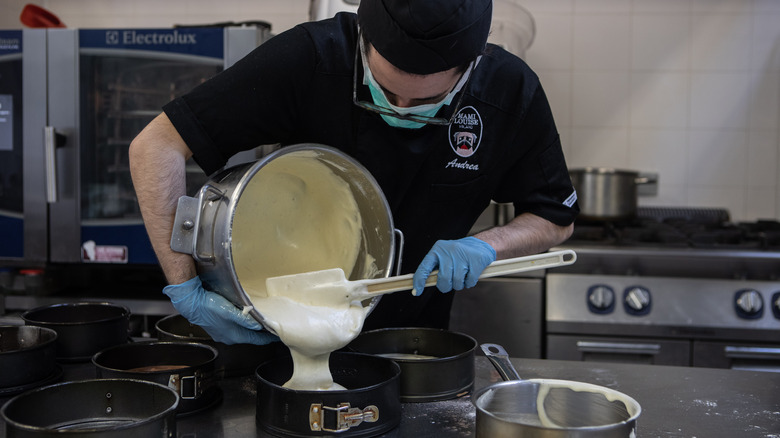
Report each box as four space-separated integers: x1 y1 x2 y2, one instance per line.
473 344 641 437
569 167 654 220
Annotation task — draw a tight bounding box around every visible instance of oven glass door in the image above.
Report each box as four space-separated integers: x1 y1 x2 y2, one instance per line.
77 29 224 264
79 52 222 222
78 52 220 263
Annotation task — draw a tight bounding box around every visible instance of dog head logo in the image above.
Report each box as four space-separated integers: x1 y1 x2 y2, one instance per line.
448 106 482 158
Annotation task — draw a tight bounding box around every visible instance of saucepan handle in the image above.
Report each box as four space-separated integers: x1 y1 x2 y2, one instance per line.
634 173 657 185
481 343 522 382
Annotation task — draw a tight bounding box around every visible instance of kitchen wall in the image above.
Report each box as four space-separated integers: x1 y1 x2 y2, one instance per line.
2 0 778 222
522 0 780 222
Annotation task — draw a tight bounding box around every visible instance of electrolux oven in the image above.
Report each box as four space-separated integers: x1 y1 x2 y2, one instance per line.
0 26 270 268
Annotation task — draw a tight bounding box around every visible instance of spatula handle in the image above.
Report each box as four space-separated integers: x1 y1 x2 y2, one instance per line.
478 249 576 279
363 249 576 296
363 273 416 294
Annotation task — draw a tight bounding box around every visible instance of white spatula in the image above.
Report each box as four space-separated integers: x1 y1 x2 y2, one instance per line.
265 249 576 307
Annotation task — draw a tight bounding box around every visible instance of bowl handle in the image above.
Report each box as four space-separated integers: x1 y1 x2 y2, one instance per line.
170 184 223 262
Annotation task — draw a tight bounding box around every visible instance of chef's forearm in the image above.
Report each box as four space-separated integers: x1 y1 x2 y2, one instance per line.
129 113 197 285
474 212 573 260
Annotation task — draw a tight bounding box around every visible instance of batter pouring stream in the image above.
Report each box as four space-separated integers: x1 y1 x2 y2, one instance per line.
231 151 371 390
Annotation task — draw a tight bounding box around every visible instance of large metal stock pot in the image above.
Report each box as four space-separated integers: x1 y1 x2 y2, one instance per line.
170 144 398 329
569 167 651 220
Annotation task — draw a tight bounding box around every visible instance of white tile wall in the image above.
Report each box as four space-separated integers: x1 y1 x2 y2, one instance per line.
572 72 630 127
628 129 688 184
629 72 689 128
572 15 632 70
527 0 780 221
2 0 778 221
631 15 689 71
690 72 751 129
691 14 752 71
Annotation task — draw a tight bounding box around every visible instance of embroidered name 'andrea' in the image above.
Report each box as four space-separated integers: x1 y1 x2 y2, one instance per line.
446 159 479 171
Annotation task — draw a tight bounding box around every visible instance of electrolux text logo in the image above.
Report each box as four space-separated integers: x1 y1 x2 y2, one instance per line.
0 37 21 51
104 30 197 46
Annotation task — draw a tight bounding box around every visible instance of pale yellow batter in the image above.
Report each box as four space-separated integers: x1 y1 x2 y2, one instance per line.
232 151 363 297
231 151 370 391
532 379 640 429
478 379 640 429
250 294 368 390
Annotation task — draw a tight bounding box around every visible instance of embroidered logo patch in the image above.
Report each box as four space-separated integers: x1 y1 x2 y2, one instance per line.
563 190 578 207
448 106 483 158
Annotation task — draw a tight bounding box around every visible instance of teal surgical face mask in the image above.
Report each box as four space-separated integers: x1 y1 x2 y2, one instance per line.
360 39 475 129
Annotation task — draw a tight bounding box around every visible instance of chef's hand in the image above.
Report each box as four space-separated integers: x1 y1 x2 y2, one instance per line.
412 237 496 296
163 276 279 345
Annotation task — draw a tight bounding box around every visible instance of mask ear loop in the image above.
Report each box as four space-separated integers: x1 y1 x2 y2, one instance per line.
359 36 375 88
450 55 481 95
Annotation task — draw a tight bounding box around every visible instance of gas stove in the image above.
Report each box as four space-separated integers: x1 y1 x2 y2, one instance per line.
546 207 780 371
569 207 780 252
556 207 780 280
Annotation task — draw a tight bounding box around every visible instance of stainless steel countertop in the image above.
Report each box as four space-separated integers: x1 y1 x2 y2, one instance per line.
2 356 779 437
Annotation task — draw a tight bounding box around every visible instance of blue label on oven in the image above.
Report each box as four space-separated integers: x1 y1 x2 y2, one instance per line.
82 223 158 264
79 28 223 58
0 30 22 55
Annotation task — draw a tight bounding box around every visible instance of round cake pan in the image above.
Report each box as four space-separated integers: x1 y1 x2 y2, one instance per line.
348 327 477 402
0 325 59 395
255 352 401 437
93 341 220 416
1 378 178 437
21 302 130 362
155 313 288 377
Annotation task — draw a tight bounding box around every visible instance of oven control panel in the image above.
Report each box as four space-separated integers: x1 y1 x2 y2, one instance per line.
547 273 780 332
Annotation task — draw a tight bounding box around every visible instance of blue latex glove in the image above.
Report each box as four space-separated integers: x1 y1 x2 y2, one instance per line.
412 237 497 296
163 276 279 345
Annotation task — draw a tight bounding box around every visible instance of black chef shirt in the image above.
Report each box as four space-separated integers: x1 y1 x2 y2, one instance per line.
163 13 578 330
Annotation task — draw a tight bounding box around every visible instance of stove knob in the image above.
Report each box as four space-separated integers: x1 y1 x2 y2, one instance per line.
587 285 615 314
734 289 764 319
624 286 651 315
772 292 780 320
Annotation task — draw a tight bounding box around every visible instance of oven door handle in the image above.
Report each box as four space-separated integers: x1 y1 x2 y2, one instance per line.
576 341 661 356
723 346 780 360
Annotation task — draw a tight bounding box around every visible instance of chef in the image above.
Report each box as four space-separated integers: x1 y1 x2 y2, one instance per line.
128 0 578 345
